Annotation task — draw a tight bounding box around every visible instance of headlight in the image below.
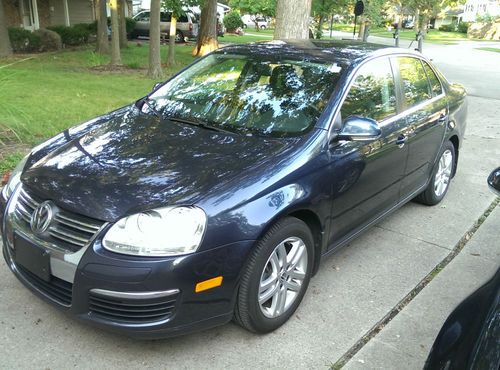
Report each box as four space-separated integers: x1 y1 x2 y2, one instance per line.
1 155 29 200
102 206 207 257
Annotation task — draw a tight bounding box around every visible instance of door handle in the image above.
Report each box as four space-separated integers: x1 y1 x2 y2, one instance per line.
396 134 407 148
438 114 448 125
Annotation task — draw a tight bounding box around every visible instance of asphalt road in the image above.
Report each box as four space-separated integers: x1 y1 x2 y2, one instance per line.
0 38 499 369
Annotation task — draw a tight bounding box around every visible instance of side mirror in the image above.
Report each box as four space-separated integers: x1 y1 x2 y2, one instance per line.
153 82 162 91
487 167 500 195
337 116 382 142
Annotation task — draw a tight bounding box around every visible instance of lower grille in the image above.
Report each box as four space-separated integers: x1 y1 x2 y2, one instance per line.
89 292 177 324
16 265 73 306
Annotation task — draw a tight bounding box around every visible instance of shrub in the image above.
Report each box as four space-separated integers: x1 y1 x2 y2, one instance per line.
224 11 244 32
125 18 136 35
47 24 91 46
7 27 41 52
438 24 455 32
457 22 470 33
34 29 62 51
88 18 136 38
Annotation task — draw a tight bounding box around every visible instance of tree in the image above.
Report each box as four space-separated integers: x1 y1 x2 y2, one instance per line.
0 0 13 57
312 0 349 38
192 0 218 57
228 0 276 16
95 0 109 54
274 0 312 39
110 0 121 65
118 0 128 48
228 0 276 31
148 0 163 78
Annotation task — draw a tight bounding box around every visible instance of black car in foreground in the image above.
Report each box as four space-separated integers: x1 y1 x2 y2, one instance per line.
1 40 467 338
425 168 500 370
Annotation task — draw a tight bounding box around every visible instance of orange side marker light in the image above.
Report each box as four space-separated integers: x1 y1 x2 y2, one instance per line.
195 276 223 293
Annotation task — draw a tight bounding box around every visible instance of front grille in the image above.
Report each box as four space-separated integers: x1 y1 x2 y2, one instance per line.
89 292 178 324
16 264 73 306
15 186 104 252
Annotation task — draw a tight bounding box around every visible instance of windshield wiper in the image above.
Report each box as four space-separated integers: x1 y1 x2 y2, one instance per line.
135 97 161 118
166 116 234 134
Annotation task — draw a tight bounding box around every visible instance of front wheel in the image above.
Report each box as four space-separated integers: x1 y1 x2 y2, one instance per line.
415 141 455 205
234 217 314 333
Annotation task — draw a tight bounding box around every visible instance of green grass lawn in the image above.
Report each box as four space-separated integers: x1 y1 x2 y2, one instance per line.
476 47 500 53
323 23 468 44
0 43 197 172
221 28 274 44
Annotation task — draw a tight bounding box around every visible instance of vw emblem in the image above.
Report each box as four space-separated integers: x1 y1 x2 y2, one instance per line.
30 201 54 235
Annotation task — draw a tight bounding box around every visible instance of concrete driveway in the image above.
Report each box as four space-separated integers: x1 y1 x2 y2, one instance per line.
1 39 499 369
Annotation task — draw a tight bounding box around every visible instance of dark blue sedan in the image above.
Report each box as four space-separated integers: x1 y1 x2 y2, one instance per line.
1 40 467 338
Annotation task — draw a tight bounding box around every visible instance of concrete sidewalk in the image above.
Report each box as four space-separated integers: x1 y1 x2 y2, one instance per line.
345 203 499 369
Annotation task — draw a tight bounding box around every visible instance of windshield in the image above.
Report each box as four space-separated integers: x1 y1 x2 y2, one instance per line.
148 52 343 137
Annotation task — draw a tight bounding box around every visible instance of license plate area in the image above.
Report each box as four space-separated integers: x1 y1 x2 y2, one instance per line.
14 233 51 282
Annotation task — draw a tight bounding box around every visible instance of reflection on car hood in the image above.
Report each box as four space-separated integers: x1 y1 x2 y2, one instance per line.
22 108 298 221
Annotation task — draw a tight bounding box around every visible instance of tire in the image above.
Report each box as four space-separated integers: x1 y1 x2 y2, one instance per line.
415 141 455 206
175 30 184 43
234 217 314 333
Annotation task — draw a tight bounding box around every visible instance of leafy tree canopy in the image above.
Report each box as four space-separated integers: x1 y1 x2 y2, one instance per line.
228 0 277 17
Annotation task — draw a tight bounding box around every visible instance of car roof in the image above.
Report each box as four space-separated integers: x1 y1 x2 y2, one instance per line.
218 39 420 67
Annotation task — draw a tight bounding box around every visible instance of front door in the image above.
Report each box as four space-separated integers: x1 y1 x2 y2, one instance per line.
327 56 409 247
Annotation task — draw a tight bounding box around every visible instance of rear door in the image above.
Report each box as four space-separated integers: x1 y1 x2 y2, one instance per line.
327 57 409 246
394 57 448 198
160 12 171 33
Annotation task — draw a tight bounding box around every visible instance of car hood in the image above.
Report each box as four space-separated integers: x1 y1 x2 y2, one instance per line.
21 108 301 222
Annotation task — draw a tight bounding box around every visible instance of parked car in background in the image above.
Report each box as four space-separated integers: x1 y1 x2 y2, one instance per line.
1 40 466 338
241 14 270 29
131 10 198 42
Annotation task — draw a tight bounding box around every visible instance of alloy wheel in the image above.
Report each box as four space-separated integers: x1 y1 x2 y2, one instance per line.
434 149 453 197
258 237 308 319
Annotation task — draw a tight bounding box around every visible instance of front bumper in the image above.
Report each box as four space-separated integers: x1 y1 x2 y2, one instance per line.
1 191 254 339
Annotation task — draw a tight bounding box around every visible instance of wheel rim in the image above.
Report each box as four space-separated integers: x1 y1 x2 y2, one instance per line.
434 149 453 197
175 32 182 42
258 237 308 319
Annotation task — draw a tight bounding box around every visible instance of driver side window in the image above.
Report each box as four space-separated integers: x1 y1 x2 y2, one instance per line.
341 58 397 122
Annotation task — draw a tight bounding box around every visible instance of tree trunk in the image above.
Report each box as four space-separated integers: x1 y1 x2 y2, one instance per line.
95 0 109 54
192 0 218 57
274 0 312 39
118 0 128 48
147 0 162 78
357 17 366 40
110 0 121 65
317 15 324 39
421 15 429 36
0 0 13 57
414 9 420 32
167 16 177 67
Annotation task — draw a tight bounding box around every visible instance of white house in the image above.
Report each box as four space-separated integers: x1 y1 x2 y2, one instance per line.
462 0 500 22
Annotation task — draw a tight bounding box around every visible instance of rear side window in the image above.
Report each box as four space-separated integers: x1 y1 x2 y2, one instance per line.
397 57 432 107
160 12 172 22
341 57 397 122
422 62 443 96
136 12 150 21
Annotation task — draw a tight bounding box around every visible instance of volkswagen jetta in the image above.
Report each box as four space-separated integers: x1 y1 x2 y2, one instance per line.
1 40 467 338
